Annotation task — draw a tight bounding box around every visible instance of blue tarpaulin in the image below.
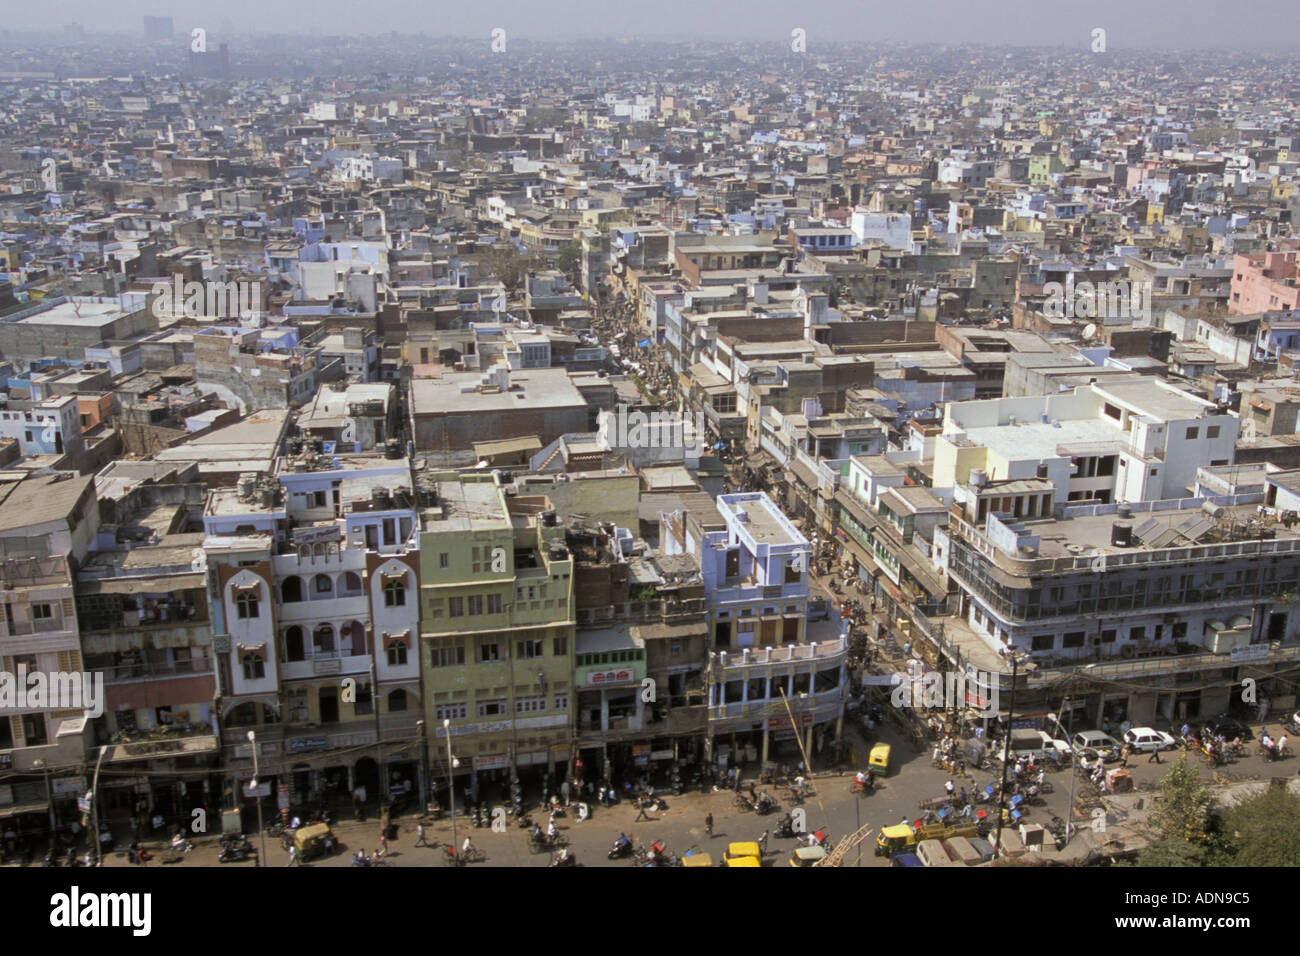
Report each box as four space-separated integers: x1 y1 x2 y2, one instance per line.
637 339 652 348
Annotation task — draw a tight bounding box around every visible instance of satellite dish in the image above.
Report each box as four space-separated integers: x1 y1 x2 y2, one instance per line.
1082 323 1098 340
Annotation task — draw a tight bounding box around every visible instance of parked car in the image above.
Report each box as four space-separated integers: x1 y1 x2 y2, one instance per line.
995 729 1070 763
1071 730 1122 762
1202 714 1254 741
1123 727 1177 753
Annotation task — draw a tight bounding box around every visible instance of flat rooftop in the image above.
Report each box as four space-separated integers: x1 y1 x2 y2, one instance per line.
410 367 587 414
717 493 806 547
16 299 127 327
962 417 1124 463
423 479 508 533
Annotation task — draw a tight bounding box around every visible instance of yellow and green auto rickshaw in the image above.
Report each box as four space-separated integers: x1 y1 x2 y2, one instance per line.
789 845 827 867
875 823 916 857
681 852 714 868
869 742 891 777
724 841 762 867
293 823 334 861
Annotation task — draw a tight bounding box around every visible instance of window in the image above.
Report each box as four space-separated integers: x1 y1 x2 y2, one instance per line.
1062 631 1086 649
477 699 507 717
1129 626 1145 641
516 696 546 713
553 636 568 656
478 640 501 662
236 591 260 619
307 490 327 508
31 603 53 620
241 654 265 680
387 643 408 666
314 574 333 593
436 702 466 721
448 596 464 617
553 693 569 710
467 595 484 616
1101 629 1117 643
20 713 47 746
487 593 503 614
516 639 543 659
1207 425 1220 439
1186 426 1199 440
354 681 373 716
1031 634 1054 651
430 643 465 667
384 580 406 607
387 689 408 712
439 553 449 568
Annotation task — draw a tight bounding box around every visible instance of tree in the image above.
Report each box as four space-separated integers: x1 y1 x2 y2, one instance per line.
1210 787 1300 867
486 243 536 293
1132 758 1215 866
556 241 581 281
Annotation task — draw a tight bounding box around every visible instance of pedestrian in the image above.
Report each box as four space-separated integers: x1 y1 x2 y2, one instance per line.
635 803 651 823
944 779 955 797
561 780 571 805
379 833 388 856
288 844 299 866
1147 745 1162 764
705 812 714 837
415 823 428 847
1118 744 1131 768
758 830 769 855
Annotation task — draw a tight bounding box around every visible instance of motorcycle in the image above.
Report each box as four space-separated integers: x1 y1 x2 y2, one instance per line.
550 849 577 867
218 842 253 863
774 814 798 839
608 837 634 860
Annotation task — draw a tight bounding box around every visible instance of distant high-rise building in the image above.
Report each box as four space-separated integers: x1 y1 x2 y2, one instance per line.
142 16 174 41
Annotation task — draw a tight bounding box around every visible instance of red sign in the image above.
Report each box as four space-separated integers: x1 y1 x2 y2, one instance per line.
767 713 813 732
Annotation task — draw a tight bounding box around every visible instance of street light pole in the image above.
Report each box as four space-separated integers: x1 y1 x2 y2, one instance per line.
416 719 430 814
248 730 266 867
994 652 1021 853
1058 698 1078 845
89 745 107 866
443 718 457 859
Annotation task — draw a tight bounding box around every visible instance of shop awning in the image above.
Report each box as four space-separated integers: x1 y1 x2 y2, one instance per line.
0 801 50 818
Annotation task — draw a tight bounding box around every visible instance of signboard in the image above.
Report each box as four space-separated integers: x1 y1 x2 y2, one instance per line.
77 795 92 814
292 525 342 546
52 777 82 796
243 782 271 798
289 736 328 754
313 659 342 675
1231 644 1270 663
277 784 290 810
473 754 509 771
632 745 650 767
767 713 813 732
587 669 635 685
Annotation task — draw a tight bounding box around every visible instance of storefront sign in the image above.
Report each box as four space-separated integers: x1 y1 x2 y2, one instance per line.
767 713 813 732
52 777 82 796
242 782 270 798
277 784 290 810
473 754 509 771
1231 644 1270 663
587 669 635 685
289 736 328 754
632 745 650 767
292 525 342 546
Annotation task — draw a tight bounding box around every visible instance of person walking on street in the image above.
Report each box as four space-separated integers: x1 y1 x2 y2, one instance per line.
415 823 429 847
705 812 714 837
288 844 300 866
378 833 388 856
635 803 652 823
1148 744 1162 764
758 829 769 856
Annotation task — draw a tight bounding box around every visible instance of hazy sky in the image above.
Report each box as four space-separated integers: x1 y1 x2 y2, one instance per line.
11 0 1300 51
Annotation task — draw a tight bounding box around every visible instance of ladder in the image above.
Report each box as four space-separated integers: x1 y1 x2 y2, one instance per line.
818 823 874 867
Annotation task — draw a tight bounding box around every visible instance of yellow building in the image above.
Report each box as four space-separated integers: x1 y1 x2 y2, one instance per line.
417 472 575 800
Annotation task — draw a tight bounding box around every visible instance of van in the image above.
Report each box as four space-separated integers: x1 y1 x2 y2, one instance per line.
915 838 962 867
1071 730 1121 761
996 729 1069 763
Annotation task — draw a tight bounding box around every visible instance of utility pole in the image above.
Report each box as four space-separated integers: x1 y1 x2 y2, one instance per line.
994 652 1021 853
444 718 458 861
89 745 107 866
247 730 267 867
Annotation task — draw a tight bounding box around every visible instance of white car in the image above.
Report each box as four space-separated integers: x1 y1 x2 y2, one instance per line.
1123 727 1177 753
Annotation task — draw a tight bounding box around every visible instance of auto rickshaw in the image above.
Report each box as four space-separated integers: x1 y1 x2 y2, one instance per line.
723 841 762 867
876 823 916 857
681 852 714 868
789 845 827 867
294 822 334 861
869 742 891 777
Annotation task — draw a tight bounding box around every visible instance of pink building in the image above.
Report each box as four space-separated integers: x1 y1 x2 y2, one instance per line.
1230 251 1300 314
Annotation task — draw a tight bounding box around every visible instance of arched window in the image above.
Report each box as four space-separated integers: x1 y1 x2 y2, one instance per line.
384 578 406 607
242 653 265 680
313 624 335 655
340 571 363 595
313 574 333 597
387 689 408 712
284 626 305 662
236 590 260 619
281 576 303 603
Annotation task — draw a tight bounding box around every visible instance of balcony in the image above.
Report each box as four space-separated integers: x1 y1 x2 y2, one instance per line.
98 656 214 683
4 615 68 636
710 637 847 671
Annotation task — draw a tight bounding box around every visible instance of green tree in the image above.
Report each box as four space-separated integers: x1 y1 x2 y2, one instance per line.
1132 758 1215 866
1210 787 1300 867
556 241 581 280
486 244 537 293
